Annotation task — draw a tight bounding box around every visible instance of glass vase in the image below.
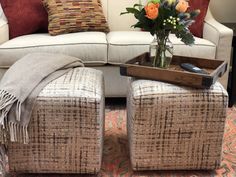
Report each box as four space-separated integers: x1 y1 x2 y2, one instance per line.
149 35 173 68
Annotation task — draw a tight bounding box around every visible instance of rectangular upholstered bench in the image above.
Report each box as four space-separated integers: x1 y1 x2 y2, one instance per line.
127 79 228 170
7 67 104 174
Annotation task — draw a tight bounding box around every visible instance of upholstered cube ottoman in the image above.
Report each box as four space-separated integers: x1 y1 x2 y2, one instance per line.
8 67 104 174
127 79 228 170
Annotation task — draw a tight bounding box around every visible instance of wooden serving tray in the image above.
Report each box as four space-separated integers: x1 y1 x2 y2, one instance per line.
120 52 228 88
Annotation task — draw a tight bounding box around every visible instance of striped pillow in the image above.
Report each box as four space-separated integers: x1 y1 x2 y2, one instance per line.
43 0 109 36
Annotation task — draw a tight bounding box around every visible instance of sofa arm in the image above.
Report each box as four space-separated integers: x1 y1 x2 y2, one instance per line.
203 10 233 89
0 19 9 44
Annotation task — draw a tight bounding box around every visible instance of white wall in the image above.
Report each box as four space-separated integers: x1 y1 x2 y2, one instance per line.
210 0 236 22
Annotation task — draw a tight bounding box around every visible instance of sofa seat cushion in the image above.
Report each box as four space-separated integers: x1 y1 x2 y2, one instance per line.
107 31 216 64
0 32 108 68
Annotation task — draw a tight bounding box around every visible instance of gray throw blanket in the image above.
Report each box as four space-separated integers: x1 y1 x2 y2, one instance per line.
0 53 84 144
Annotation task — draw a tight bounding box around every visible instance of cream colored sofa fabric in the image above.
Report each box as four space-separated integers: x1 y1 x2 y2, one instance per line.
107 32 216 65
0 19 8 45
0 4 8 44
0 4 7 21
0 32 108 67
169 34 216 59
107 31 152 65
0 0 233 96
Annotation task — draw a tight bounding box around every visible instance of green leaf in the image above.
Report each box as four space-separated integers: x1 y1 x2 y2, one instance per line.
120 12 129 15
120 7 140 16
126 7 139 14
132 22 143 28
133 4 143 8
176 31 195 45
149 0 160 3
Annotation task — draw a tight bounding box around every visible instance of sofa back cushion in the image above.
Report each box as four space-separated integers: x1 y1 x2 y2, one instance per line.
43 0 109 36
0 0 48 39
0 4 7 23
0 0 211 36
101 0 210 35
101 0 140 31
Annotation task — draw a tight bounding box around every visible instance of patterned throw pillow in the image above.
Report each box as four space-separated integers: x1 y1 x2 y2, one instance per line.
42 0 109 36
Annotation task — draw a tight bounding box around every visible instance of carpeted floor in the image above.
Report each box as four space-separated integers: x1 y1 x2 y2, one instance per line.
1 101 236 177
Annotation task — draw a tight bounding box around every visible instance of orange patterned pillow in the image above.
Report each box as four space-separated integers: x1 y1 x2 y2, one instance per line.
42 0 109 36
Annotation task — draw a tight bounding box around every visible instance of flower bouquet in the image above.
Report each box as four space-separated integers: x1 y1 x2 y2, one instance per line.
121 0 200 68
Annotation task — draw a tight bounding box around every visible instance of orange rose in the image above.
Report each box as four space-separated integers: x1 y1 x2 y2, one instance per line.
175 0 189 13
145 3 159 20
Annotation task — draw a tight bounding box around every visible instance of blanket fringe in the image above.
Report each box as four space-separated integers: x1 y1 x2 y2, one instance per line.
8 122 29 144
16 100 22 121
0 125 7 143
0 90 26 143
0 90 17 129
0 90 17 110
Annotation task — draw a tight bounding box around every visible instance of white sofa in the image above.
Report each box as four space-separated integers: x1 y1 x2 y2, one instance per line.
0 0 233 97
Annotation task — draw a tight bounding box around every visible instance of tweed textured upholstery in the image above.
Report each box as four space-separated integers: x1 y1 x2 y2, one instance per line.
127 79 228 170
8 67 104 174
43 0 109 36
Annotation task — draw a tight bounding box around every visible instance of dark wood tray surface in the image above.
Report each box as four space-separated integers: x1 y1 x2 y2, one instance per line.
120 53 228 89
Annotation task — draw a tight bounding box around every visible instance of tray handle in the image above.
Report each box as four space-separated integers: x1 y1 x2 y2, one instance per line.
216 61 227 77
211 61 228 84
